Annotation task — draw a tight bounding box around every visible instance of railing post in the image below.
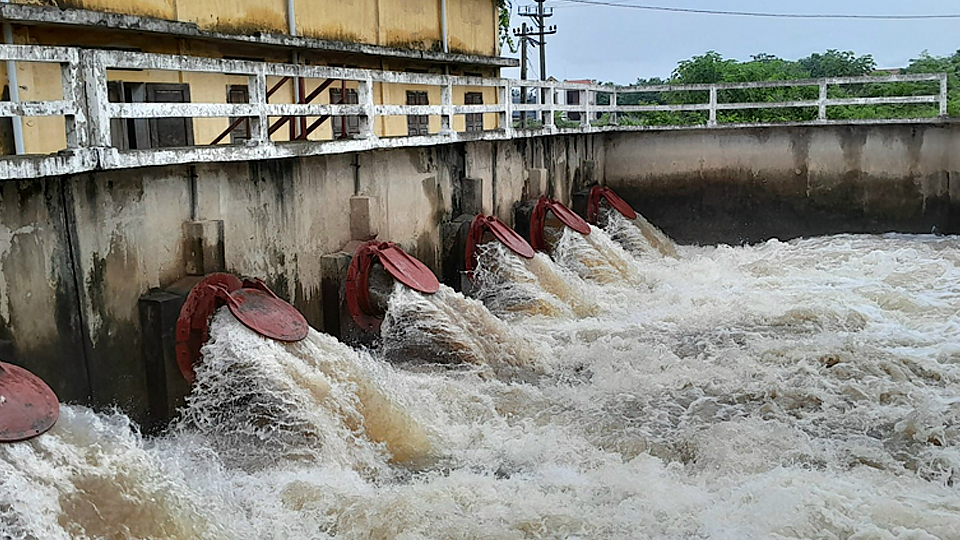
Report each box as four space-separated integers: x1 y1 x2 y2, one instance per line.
440 79 454 135
818 80 828 121
545 83 556 132
79 50 111 147
580 88 590 128
247 67 268 145
708 85 717 127
357 75 377 140
500 79 514 137
60 50 86 148
939 73 949 117
609 89 618 126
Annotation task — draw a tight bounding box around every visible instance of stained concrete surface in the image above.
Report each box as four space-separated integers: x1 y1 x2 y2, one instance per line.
6 124 956 424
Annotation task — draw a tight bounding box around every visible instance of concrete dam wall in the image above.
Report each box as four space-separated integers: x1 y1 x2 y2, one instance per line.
0 134 604 426
605 122 960 244
3 121 960 425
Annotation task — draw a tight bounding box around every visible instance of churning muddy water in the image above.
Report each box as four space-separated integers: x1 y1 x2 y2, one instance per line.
3 222 959 539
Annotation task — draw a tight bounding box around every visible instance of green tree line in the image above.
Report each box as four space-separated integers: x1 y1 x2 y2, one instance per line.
593 49 959 127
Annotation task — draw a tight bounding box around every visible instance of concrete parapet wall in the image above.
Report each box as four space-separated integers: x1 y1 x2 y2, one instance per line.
604 123 960 244
0 133 602 425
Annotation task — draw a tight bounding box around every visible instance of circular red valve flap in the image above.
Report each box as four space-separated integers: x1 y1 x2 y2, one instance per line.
346 242 383 331
530 197 591 252
547 200 592 235
226 288 309 342
378 245 441 294
465 215 535 273
587 186 637 223
346 241 440 331
175 273 243 383
0 361 59 442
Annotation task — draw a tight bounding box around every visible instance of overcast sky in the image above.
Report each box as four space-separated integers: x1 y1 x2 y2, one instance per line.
500 0 960 84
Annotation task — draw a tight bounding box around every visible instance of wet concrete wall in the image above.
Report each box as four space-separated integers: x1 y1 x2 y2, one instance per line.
0 134 602 425
604 122 960 244
6 123 958 424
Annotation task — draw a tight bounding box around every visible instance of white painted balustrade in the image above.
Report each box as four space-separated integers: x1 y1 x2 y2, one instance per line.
0 44 949 180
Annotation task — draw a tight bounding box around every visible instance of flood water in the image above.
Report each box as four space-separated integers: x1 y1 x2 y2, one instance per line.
3 210 960 540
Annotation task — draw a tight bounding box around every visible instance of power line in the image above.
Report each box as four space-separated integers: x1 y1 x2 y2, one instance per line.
550 0 960 20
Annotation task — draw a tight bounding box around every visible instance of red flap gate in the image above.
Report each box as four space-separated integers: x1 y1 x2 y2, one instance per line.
175 273 309 383
530 196 592 252
465 214 536 273
0 361 59 442
346 241 441 331
586 186 637 224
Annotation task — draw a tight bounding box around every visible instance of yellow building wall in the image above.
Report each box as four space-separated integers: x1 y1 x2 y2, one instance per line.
16 0 498 57
2 2 503 154
297 0 378 44
376 1 442 51
448 0 497 56
175 0 288 35
7 61 66 155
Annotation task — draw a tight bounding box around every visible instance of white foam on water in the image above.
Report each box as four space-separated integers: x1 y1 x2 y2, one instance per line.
552 225 649 287
469 242 599 320
599 207 679 259
381 283 552 374
3 232 960 539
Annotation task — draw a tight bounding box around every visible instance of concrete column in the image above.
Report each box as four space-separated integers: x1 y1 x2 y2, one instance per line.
349 195 379 240
184 220 225 276
79 50 111 147
610 90 618 126
320 250 352 338
525 168 548 199
500 80 514 136
461 177 483 215
357 76 376 139
440 214 474 291
138 289 190 432
818 81 828 121
248 68 269 145
440 81 454 135
708 85 718 127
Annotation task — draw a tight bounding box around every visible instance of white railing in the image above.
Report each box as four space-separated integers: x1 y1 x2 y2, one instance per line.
0 44 950 180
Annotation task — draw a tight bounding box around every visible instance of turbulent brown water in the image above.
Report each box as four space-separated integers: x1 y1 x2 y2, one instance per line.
3 220 960 539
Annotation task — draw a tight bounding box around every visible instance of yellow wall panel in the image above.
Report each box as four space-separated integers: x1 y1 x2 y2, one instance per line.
175 0 288 34
16 62 66 154
447 0 496 56
378 1 441 51
298 0 378 44
19 0 499 58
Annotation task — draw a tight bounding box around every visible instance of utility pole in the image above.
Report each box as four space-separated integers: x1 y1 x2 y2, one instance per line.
518 0 556 122
513 22 533 127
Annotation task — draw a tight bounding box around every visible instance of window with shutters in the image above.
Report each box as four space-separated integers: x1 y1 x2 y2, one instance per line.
406 90 429 136
106 81 130 150
105 82 193 149
464 92 483 132
566 90 581 121
330 87 360 138
146 84 194 148
227 85 250 143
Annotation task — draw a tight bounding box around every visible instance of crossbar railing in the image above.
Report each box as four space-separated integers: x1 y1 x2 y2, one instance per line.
0 43 950 180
